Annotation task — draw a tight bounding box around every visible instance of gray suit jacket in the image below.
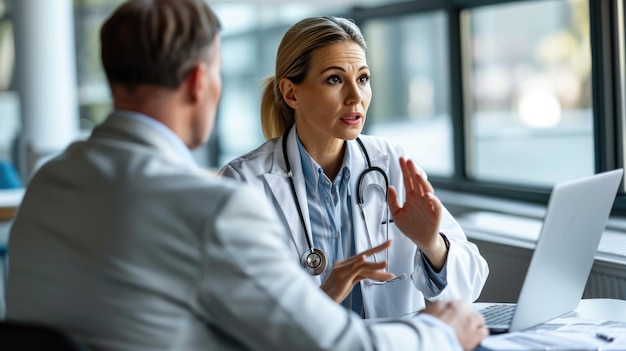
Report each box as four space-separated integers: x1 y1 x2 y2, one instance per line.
6 112 461 351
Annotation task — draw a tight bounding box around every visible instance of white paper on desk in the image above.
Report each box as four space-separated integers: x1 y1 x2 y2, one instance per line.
480 316 626 351
536 317 626 351
480 332 598 350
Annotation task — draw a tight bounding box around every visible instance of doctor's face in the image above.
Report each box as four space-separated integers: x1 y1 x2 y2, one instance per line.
287 41 371 147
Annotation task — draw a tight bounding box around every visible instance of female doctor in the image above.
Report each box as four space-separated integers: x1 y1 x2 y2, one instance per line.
219 16 489 319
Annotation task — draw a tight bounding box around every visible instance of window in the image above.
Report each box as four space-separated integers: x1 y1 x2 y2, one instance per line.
463 0 593 186
348 0 623 210
7 0 626 215
363 11 453 176
0 0 20 187
74 0 125 129
217 28 285 167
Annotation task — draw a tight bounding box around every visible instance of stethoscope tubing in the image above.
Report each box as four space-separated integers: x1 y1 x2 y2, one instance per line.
282 126 391 276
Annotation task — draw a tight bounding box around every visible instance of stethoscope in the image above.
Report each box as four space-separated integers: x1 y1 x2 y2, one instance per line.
282 127 400 281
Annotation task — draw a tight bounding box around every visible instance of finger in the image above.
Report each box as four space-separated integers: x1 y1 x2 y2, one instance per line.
334 253 366 266
407 159 434 195
338 247 388 267
355 261 387 271
399 157 415 194
387 185 401 214
355 270 396 282
353 239 392 258
340 256 388 273
471 313 489 345
333 260 393 283
349 261 395 283
427 192 443 214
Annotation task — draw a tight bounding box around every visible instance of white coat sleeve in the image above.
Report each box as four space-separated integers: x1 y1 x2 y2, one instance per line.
412 203 490 302
201 184 463 351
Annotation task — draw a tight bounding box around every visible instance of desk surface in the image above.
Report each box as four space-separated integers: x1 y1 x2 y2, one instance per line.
0 188 24 221
569 298 626 322
478 298 626 350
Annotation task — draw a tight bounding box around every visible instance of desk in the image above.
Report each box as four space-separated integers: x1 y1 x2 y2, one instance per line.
569 298 626 322
0 188 23 221
0 189 19 319
0 207 17 222
477 298 626 350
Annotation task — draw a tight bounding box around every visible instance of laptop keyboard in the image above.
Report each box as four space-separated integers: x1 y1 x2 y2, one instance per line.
479 304 517 326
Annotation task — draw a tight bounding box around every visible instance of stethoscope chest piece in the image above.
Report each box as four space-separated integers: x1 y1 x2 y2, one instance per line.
301 248 327 275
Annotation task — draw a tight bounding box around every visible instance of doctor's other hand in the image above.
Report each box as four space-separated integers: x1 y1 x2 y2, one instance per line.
421 300 488 351
320 240 395 303
388 156 447 269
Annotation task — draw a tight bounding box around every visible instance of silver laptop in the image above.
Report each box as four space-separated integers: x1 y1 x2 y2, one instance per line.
479 169 624 334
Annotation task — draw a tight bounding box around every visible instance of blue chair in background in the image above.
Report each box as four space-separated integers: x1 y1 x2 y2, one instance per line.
0 161 22 189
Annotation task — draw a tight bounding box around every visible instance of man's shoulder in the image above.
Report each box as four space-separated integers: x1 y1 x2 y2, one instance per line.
219 138 279 180
175 169 241 195
181 170 265 199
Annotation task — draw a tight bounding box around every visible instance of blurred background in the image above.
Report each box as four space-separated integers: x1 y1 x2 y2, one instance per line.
0 0 606 192
1 0 626 304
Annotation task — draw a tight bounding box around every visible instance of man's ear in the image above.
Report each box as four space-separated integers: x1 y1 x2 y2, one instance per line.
279 77 299 109
186 62 208 103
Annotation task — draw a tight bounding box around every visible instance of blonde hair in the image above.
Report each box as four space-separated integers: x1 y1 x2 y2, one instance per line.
260 16 367 140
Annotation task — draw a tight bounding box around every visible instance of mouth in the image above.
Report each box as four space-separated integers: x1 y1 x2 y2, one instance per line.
340 113 363 125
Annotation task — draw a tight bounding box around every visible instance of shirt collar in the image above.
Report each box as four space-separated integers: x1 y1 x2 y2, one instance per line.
295 132 352 192
114 109 197 167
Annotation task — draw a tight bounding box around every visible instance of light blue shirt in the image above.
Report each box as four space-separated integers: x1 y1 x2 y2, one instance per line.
296 135 448 316
296 137 363 314
114 110 197 167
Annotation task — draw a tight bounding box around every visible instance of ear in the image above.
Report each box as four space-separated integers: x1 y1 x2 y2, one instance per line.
279 77 299 109
185 62 209 103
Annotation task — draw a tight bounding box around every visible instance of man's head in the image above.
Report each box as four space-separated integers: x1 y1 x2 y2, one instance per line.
101 0 221 89
100 0 222 149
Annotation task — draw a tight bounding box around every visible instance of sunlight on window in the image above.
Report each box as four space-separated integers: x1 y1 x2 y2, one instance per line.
518 91 562 128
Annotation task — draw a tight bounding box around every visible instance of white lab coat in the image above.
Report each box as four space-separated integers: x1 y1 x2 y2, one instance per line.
220 127 490 319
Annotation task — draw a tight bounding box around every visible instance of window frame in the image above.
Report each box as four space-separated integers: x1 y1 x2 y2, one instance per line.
347 0 626 215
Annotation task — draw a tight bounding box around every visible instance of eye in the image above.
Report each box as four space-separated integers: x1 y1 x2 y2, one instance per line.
358 75 370 84
326 75 341 85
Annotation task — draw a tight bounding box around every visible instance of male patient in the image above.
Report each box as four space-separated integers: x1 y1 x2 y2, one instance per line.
5 0 487 350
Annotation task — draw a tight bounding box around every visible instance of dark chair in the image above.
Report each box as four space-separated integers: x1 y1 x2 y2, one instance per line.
0 320 91 351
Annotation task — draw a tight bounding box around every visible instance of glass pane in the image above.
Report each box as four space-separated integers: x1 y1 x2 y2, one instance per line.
74 1 125 129
465 0 592 186
363 11 452 176
216 26 285 168
0 0 21 188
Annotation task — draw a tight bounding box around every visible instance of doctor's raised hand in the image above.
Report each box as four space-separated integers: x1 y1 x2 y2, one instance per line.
388 156 448 271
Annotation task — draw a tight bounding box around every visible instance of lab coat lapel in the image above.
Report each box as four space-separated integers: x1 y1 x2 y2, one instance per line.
264 129 313 269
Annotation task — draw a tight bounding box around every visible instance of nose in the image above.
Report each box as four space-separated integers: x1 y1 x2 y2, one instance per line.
344 81 363 105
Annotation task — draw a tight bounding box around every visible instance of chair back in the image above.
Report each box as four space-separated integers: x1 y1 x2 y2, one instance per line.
0 320 90 351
